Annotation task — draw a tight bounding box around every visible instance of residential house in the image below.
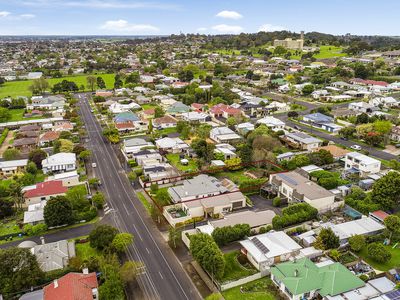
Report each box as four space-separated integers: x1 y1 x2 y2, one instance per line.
45 171 81 188
166 102 191 115
0 159 28 177
210 103 242 119
22 239 76 272
133 149 163 166
23 201 46 225
113 112 147 132
23 180 68 206
271 258 364 300
344 152 381 177
114 121 136 133
240 102 269 118
13 137 38 152
197 210 276 236
390 125 400 142
108 102 140 114
235 122 255 135
43 271 98 300
123 138 153 156
155 137 189 153
153 115 178 129
39 131 60 146
181 111 210 123
140 108 155 119
302 113 343 133
191 103 206 112
240 231 302 273
257 116 285 131
210 127 241 144
19 125 41 132
28 95 66 110
267 171 340 212
53 121 73 132
42 153 77 174
314 145 350 160
348 101 376 114
214 143 237 160
369 96 399 108
281 132 322 151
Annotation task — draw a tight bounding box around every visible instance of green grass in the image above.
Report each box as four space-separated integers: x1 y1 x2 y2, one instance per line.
137 192 152 213
141 104 159 110
75 240 102 261
0 219 22 236
0 73 115 99
166 153 199 172
8 108 44 122
0 179 16 189
215 170 254 185
222 277 277 300
158 127 178 136
358 245 400 271
220 251 257 283
313 45 346 59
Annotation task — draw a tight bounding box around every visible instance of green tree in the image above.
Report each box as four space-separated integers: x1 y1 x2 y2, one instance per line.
9 183 24 210
112 233 134 253
89 225 118 250
371 172 400 210
28 149 47 168
66 185 88 210
44 196 74 227
302 84 315 95
28 78 49 95
329 249 341 261
79 150 91 161
348 235 366 252
0 247 44 295
155 189 171 206
119 261 143 285
168 226 182 249
339 127 356 138
92 192 105 209
154 106 165 118
96 76 106 89
367 243 391 263
384 215 400 240
3 148 20 161
127 171 137 182
86 75 96 92
26 161 38 174
0 107 11 122
315 228 339 250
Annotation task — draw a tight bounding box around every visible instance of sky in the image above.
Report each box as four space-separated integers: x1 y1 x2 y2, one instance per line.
0 0 399 36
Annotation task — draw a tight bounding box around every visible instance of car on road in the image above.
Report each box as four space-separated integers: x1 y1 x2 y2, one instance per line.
340 136 348 141
92 162 97 168
350 145 362 150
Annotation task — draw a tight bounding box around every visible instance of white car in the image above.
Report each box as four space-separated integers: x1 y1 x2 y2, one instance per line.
92 162 97 168
350 145 362 150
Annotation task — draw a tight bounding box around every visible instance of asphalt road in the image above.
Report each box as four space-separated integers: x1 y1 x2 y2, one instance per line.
76 93 201 300
263 92 399 162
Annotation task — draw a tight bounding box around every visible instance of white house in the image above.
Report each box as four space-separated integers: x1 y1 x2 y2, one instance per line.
348 101 376 114
41 153 77 174
282 132 322 151
181 112 209 123
257 116 285 131
344 152 381 177
155 137 189 153
0 159 28 177
268 171 340 212
23 200 47 225
240 231 302 272
109 102 140 114
123 138 153 156
210 127 241 144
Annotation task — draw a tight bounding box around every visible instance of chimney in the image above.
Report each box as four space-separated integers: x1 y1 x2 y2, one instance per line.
40 236 45 245
300 31 304 40
83 268 89 274
54 279 58 288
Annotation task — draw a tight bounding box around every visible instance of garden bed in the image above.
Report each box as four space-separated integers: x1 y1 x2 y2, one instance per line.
222 277 282 300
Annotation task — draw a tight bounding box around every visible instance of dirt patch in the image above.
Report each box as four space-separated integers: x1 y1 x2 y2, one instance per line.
0 130 14 156
185 261 215 298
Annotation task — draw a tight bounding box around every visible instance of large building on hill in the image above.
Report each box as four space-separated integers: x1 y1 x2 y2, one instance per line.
274 31 304 50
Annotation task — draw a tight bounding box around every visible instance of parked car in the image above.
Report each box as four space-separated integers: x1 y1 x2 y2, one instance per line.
350 145 362 150
92 162 97 168
340 136 348 141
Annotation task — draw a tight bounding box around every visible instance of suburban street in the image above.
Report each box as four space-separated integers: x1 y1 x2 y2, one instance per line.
76 93 201 300
263 92 399 162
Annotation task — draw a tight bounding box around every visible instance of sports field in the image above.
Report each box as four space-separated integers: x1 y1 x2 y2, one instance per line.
0 73 115 99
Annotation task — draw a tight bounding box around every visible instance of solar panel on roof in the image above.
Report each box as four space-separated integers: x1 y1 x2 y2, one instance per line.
278 173 298 186
252 237 270 254
385 290 400 300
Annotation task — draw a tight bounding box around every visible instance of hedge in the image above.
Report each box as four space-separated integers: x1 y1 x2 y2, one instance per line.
0 128 9 146
212 224 250 246
272 203 318 230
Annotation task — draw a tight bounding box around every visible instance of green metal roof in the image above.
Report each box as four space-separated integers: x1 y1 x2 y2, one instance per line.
271 258 364 297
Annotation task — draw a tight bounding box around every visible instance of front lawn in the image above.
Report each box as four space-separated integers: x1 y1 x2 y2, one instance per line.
222 277 278 300
0 219 22 236
137 192 152 213
358 245 400 271
141 104 159 110
220 251 257 283
166 153 199 172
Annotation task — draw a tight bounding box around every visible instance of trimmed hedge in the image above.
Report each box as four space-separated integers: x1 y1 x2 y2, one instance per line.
212 224 250 246
272 203 318 230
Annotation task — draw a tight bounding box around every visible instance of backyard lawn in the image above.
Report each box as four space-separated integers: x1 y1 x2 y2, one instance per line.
158 127 178 136
220 251 257 283
222 277 278 300
0 73 115 98
9 108 44 122
358 245 400 271
166 153 199 172
141 104 159 110
215 169 265 186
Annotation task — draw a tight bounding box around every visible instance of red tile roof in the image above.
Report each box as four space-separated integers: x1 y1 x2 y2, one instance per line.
370 210 390 221
44 272 98 300
40 131 60 142
24 180 67 198
153 115 178 125
350 78 389 87
210 103 241 116
142 108 155 115
115 121 135 130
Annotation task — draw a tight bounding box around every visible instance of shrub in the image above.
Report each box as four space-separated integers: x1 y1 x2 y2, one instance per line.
348 235 366 252
272 197 281 207
367 243 391 263
212 224 251 246
272 203 318 230
259 225 273 234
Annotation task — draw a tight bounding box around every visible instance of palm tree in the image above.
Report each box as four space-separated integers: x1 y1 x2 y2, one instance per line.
9 183 24 211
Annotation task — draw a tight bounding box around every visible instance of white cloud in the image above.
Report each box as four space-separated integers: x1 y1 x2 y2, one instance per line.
196 27 208 32
0 11 11 18
100 20 159 33
216 10 243 20
212 24 243 34
19 14 36 19
258 24 287 32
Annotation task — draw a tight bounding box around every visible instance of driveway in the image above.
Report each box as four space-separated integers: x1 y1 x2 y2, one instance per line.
249 194 282 215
